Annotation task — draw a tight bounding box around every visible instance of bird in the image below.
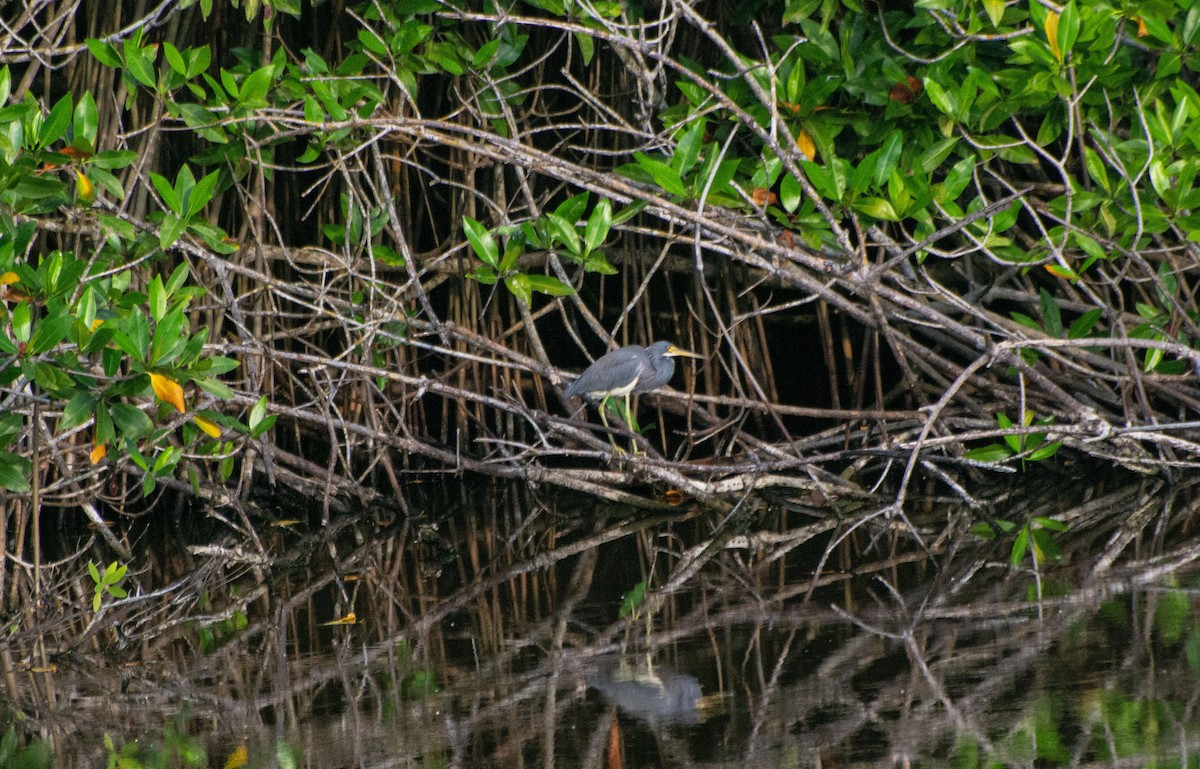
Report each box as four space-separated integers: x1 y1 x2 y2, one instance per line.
564 341 702 449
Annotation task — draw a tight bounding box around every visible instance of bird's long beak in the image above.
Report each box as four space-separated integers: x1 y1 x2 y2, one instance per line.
665 345 703 359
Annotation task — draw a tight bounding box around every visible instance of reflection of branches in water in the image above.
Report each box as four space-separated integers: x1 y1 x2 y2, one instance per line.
9 477 1200 765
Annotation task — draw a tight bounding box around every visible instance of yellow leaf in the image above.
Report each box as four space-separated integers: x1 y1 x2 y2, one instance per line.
1045 12 1061 62
90 318 104 332
0 272 17 286
90 442 107 464
150 373 186 413
76 170 95 206
797 129 817 161
222 744 248 769
193 415 222 438
322 612 357 626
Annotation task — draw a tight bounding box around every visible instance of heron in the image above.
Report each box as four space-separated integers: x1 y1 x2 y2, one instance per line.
564 341 702 450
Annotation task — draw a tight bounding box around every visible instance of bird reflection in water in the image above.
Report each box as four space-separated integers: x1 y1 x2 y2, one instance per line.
587 659 716 725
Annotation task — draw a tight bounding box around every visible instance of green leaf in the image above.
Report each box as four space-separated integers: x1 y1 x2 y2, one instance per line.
525 274 575 296
852 197 899 221
1027 441 1061 461
552 192 590 224
110 402 153 442
357 28 387 56
997 412 1021 453
29 314 73 354
1056 2 1080 61
1039 288 1063 337
546 212 581 255
185 169 221 219
11 302 31 343
583 199 612 255
1010 526 1030 566
149 171 181 212
619 579 648 618
61 394 96 431
91 150 138 170
148 275 166 323
187 45 212 78
674 118 705 177
575 31 594 66
195 356 239 376
73 92 98 149
86 38 123 68
164 42 188 75
923 78 957 117
122 38 157 89
463 216 499 267
799 18 838 61
160 213 186 250
473 39 501 69
238 66 273 109
504 273 531 305
965 443 1012 462
1082 147 1110 192
982 0 1005 27
38 94 73 148
151 309 186 366
611 200 647 226
780 173 802 213
1155 589 1190 645
633 152 687 197
1067 308 1102 339
0 453 31 493
249 395 269 432
874 131 903 189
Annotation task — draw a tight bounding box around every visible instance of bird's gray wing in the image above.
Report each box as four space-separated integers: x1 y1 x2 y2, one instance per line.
565 347 645 400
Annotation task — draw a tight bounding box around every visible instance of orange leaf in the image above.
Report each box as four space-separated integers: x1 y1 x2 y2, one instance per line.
889 75 923 104
751 188 778 206
193 414 222 438
90 442 107 465
1135 16 1149 37
1045 12 1061 62
796 129 816 161
658 489 685 506
1044 263 1078 281
150 373 187 413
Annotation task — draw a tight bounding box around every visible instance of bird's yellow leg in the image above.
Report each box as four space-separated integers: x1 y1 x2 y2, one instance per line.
598 397 625 454
623 393 643 455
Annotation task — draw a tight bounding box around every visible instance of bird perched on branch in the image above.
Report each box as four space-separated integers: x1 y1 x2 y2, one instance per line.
564 341 702 450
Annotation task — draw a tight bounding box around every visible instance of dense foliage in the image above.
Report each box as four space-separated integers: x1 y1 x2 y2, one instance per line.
2 0 1200 512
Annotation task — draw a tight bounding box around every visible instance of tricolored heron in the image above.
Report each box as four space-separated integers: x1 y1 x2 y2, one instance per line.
564 341 702 449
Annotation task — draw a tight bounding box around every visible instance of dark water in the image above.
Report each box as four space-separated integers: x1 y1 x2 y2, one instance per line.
6 477 1200 768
